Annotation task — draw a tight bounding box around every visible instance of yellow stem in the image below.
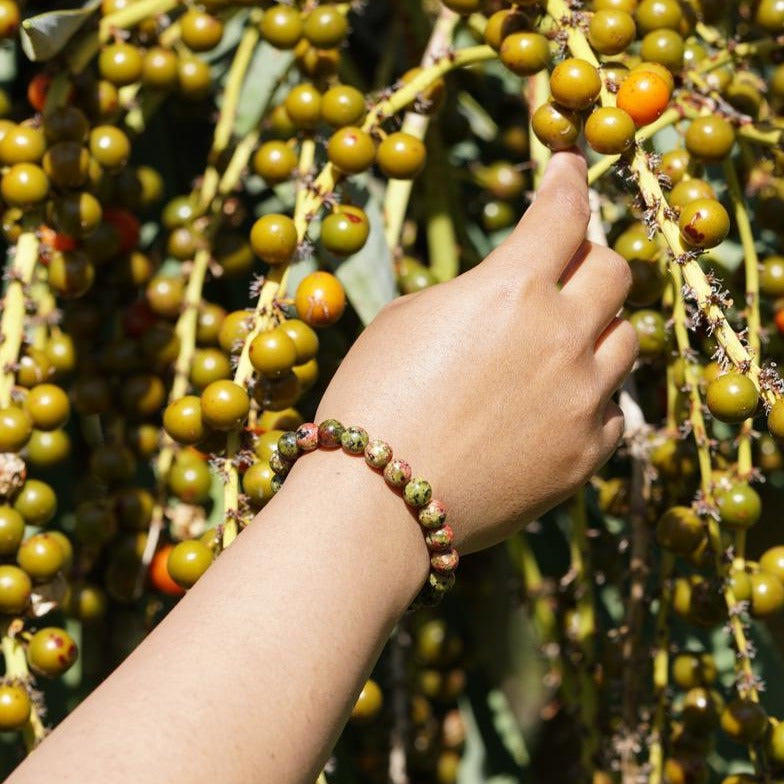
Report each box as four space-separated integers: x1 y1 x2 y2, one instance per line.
221 431 241 548
65 31 99 74
99 0 180 42
174 251 211 400
424 131 459 282
382 8 459 254
383 118 422 252
200 13 263 212
527 71 552 189
568 491 598 781
218 132 258 196
648 552 675 784
0 233 39 408
380 50 496 126
294 137 317 220
694 37 783 75
158 19 182 48
671 265 761 711
2 628 46 750
695 21 722 45
738 123 783 149
631 155 774 404
724 157 759 489
214 20 261 154
508 532 565 694
125 90 165 135
29 273 55 352
42 73 74 114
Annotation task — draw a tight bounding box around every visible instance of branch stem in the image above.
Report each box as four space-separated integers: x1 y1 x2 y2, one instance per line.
2 626 46 750
670 265 761 714
99 0 180 41
382 8 459 256
724 157 759 497
648 553 675 784
0 233 39 408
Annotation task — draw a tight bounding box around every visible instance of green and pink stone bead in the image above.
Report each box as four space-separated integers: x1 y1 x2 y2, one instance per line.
268 419 459 607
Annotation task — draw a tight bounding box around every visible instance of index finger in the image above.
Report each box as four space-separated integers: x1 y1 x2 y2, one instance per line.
494 151 590 281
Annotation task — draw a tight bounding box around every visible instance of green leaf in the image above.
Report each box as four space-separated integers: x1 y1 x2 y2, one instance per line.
464 221 493 259
286 252 318 302
201 9 248 64
0 43 17 83
332 185 397 326
206 470 224 529
234 42 295 136
458 692 529 784
457 90 499 142
20 0 101 62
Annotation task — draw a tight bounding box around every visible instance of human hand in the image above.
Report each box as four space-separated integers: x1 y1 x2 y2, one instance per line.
315 151 637 554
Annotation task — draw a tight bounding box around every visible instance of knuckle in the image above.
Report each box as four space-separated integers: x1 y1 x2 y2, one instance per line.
605 415 626 459
618 318 640 364
489 267 541 307
590 246 632 296
566 380 602 425
513 268 541 300
583 376 605 415
610 251 633 297
581 428 617 478
558 325 587 362
575 443 602 485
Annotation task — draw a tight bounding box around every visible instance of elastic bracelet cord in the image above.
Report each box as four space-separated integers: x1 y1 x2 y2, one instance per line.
267 419 459 609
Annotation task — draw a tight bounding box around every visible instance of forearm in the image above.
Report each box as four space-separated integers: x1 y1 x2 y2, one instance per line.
9 451 429 784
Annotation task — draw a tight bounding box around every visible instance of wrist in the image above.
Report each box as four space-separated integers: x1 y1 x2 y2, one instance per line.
270 446 431 620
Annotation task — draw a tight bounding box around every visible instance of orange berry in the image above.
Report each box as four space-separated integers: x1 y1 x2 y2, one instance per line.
103 208 140 252
149 544 186 597
774 308 784 336
616 69 672 126
27 73 52 112
294 271 346 328
38 224 77 252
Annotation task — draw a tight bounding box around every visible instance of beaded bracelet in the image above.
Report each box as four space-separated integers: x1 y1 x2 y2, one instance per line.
267 419 458 608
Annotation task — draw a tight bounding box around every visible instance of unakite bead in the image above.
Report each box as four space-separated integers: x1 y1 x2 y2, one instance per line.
296 422 319 451
425 524 453 552
383 458 412 488
270 474 284 495
364 439 392 468
269 450 292 476
418 500 446 530
429 570 455 594
411 584 441 609
318 418 344 448
277 430 300 460
403 477 432 508
341 425 369 454
431 548 459 573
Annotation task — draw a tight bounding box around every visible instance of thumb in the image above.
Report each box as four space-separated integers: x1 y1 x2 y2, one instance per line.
490 150 590 281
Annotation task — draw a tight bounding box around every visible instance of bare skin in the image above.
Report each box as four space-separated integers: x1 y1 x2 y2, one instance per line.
7 151 636 784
